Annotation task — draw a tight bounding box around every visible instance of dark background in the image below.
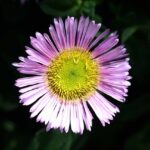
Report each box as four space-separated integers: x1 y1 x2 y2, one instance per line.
0 0 150 150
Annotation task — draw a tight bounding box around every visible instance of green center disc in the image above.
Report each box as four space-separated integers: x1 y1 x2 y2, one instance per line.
47 49 99 101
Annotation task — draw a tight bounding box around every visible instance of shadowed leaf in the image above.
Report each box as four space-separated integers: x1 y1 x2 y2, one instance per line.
28 129 89 150
121 26 138 43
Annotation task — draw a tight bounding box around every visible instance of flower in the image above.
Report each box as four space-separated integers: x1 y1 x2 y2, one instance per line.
13 16 131 134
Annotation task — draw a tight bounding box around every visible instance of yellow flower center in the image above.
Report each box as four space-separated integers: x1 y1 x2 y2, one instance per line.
46 48 99 101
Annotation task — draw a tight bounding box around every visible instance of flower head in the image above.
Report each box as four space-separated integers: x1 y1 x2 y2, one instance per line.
13 16 131 134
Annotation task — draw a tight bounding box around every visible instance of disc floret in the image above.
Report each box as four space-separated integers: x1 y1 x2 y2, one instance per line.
47 48 99 101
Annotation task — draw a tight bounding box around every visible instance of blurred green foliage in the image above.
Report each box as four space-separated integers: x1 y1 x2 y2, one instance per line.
121 26 138 43
28 130 89 150
0 0 150 150
39 0 102 21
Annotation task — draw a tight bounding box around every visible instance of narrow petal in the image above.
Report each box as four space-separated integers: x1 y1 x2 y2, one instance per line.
19 83 44 93
76 103 84 134
88 93 119 126
92 32 119 58
54 18 65 49
82 101 93 131
39 96 57 124
82 21 101 49
78 17 90 47
61 102 71 133
20 87 47 105
97 83 125 102
65 17 77 48
71 103 80 133
76 16 85 47
49 25 62 50
96 45 127 63
44 33 58 53
52 102 65 130
35 32 57 59
15 76 44 87
26 48 49 66
88 29 110 50
30 92 50 118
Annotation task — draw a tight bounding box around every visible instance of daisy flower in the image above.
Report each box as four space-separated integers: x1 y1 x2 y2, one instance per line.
13 16 131 134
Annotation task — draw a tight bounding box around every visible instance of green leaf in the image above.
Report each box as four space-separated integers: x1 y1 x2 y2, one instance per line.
80 1 96 16
39 0 102 20
28 129 89 150
39 0 80 17
121 26 138 43
39 3 79 17
79 0 101 22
